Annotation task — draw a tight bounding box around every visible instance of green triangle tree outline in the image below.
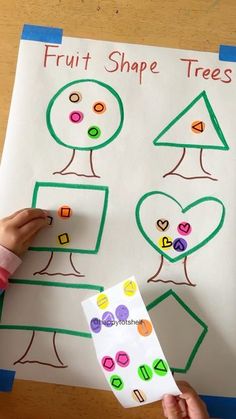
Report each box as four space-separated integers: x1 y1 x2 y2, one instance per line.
153 90 229 150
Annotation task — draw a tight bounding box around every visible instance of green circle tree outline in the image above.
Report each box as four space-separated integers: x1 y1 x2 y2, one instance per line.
46 79 124 151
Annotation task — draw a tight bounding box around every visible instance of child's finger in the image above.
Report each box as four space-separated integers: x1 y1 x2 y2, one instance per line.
10 208 47 227
162 395 183 419
177 397 187 417
178 382 209 417
2 208 29 221
20 217 48 241
161 398 168 417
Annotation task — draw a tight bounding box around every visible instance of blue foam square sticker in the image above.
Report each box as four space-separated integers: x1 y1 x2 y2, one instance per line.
0 369 16 392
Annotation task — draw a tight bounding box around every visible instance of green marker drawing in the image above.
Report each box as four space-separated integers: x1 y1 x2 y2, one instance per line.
0 280 104 368
136 190 225 286
47 79 124 178
30 182 109 277
147 289 208 373
153 90 229 181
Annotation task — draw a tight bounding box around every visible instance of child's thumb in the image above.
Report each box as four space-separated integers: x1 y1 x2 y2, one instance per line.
163 395 183 419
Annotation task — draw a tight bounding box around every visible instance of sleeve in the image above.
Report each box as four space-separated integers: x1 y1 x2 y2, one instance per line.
0 245 22 292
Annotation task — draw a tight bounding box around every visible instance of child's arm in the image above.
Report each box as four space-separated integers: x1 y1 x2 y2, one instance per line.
0 208 48 294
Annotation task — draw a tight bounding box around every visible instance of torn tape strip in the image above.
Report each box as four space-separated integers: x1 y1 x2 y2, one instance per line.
82 276 180 408
21 24 63 44
0 369 16 392
219 45 236 62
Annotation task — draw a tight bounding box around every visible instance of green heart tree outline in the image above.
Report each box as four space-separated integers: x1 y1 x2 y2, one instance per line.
135 191 225 262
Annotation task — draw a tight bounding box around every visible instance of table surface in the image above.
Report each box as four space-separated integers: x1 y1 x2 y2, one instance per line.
0 1 235 417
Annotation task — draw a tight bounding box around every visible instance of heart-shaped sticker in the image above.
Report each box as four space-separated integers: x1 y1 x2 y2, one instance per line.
135 191 225 262
156 219 169 232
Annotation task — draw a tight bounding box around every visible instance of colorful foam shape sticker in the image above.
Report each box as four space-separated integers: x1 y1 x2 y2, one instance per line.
132 389 147 403
90 317 102 334
88 126 101 139
102 311 115 327
82 277 180 408
156 219 169 232
158 236 173 250
138 364 153 381
173 238 187 252
177 222 192 236
97 293 109 310
93 102 106 113
0 369 16 392
58 233 70 245
137 319 153 337
153 359 168 376
58 205 72 218
115 351 130 367
123 279 137 296
69 92 82 103
47 215 53 225
69 111 84 123
102 356 115 372
115 305 129 321
110 375 124 391
191 120 205 133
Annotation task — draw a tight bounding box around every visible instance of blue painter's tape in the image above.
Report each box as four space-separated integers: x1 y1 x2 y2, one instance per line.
201 395 236 419
21 24 62 44
0 369 16 392
219 45 236 62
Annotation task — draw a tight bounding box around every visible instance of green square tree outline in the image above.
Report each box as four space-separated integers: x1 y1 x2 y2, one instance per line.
29 182 109 253
0 280 104 338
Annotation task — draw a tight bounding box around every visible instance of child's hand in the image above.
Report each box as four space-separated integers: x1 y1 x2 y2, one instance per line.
0 208 48 257
162 381 209 419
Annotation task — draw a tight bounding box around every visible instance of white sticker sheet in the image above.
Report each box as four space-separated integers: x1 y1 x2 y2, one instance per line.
82 277 180 407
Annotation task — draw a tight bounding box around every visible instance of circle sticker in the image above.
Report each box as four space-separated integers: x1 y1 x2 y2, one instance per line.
102 311 115 327
191 120 205 133
69 111 84 123
58 205 72 218
173 238 187 252
101 356 115 372
156 219 169 232
97 293 109 310
138 364 153 381
93 102 106 114
88 126 101 139
153 358 168 376
123 279 137 297
69 92 82 103
110 375 124 390
158 236 173 250
132 389 147 403
115 351 130 368
90 317 101 333
177 222 192 236
137 319 153 337
115 305 129 321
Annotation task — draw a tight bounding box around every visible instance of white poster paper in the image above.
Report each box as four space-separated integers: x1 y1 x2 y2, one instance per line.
0 24 235 399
